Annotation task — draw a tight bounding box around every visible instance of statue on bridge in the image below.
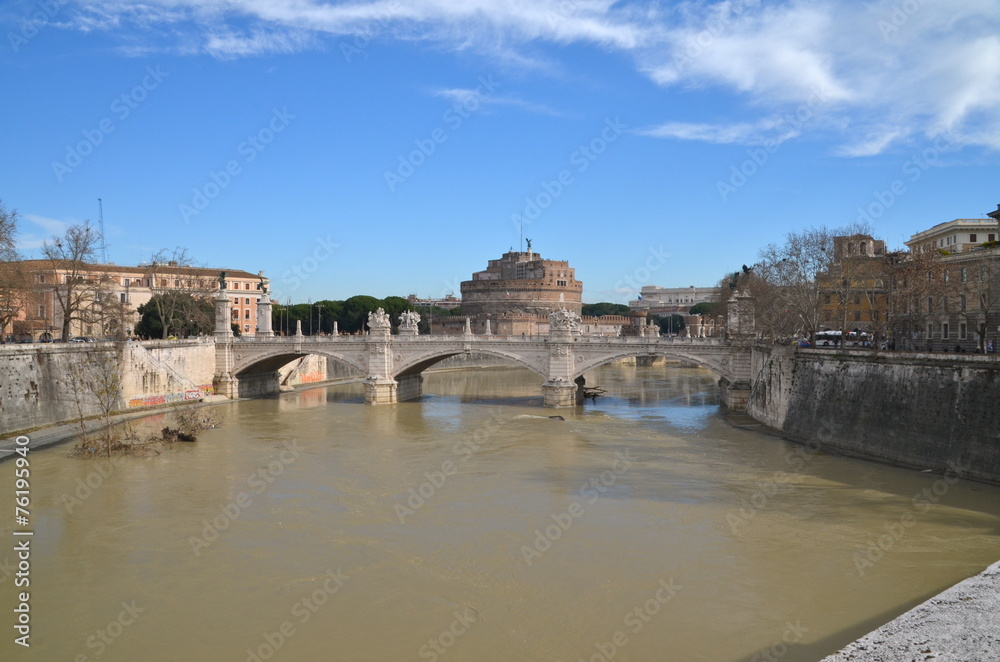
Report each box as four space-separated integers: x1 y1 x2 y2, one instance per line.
367 307 392 331
549 308 581 332
398 310 421 332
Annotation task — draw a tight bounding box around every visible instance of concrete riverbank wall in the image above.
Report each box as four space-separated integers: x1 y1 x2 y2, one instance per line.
0 340 215 437
747 346 1000 485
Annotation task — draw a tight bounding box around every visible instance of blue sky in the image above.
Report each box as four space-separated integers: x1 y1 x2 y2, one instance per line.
2 0 999 304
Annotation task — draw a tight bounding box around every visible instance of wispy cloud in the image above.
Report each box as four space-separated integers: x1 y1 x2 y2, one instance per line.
638 117 801 146
18 214 70 250
44 0 1000 156
432 87 566 117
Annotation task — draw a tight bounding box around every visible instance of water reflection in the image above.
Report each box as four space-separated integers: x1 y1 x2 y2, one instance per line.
1 363 998 662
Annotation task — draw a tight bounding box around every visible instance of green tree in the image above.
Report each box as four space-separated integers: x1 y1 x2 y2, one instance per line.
341 295 384 333
652 314 685 335
582 302 630 317
135 293 213 339
689 302 717 316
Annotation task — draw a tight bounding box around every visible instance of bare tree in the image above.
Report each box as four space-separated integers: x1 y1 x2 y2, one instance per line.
887 243 948 351
41 222 102 341
0 200 31 339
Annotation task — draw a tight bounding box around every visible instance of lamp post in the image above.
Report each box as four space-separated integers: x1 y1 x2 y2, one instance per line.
315 302 322 336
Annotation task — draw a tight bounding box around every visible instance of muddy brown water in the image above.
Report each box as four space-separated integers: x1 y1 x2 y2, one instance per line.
2 364 999 661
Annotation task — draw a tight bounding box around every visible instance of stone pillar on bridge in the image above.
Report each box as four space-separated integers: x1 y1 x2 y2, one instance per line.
543 309 583 407
364 308 398 405
213 285 237 398
256 292 274 337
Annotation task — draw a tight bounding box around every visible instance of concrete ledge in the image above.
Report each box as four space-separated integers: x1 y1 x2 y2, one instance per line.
821 560 1000 661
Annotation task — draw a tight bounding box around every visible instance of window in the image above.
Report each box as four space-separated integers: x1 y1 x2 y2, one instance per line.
942 323 949 339
120 293 126 303
960 295 967 311
853 294 861 304
37 304 45 318
245 283 251 290
927 296 933 313
244 310 250 320
174 279 180 287
960 323 967 340
926 324 933 339
37 274 45 284
961 267 968 282
245 298 251 305
991 234 997 242
231 310 239 321
971 234 978 243
982 292 989 309
943 271 950 282
557 280 567 287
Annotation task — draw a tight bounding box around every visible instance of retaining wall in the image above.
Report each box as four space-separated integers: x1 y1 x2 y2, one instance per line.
748 346 1000 484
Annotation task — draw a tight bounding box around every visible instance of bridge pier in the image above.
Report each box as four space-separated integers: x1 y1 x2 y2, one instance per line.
364 377 398 405
396 374 423 402
719 377 751 411
542 381 578 407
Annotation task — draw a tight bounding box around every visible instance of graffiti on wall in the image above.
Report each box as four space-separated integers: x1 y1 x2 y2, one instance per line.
128 383 216 408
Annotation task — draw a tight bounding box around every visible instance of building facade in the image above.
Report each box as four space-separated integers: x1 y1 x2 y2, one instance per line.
629 285 721 314
6 260 268 341
460 248 582 317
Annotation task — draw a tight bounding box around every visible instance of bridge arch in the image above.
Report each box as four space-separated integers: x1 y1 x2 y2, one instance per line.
230 349 367 380
572 348 738 384
393 349 548 381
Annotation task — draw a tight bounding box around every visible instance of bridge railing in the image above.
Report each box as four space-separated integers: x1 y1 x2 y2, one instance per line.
227 334 729 345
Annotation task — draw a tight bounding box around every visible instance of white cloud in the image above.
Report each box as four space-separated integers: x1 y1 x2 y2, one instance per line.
639 117 801 146
51 0 1000 155
17 214 70 251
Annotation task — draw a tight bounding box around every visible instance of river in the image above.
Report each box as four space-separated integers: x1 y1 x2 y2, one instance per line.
2 363 999 661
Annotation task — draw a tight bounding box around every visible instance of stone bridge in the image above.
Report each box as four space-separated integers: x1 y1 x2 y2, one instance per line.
211 295 754 409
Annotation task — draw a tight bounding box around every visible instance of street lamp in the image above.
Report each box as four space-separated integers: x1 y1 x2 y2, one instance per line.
315 302 322 336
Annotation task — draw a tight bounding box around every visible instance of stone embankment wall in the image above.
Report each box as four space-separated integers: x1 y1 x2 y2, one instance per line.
0 340 215 437
748 346 1000 484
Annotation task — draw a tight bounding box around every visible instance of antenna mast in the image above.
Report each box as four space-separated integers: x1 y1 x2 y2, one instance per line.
97 198 108 263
